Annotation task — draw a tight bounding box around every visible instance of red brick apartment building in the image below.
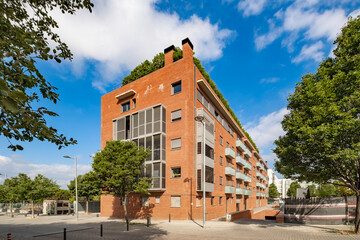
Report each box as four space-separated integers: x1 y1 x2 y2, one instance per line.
101 38 268 220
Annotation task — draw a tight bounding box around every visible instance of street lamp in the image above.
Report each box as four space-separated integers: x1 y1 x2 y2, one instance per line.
195 115 206 228
63 155 78 220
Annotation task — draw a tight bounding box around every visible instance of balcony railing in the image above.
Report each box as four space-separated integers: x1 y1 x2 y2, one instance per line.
225 148 235 159
225 186 235 194
225 167 235 176
236 156 246 166
236 172 251 182
244 161 252 170
236 140 246 152
256 172 266 181
256 162 265 171
244 148 252 158
256 192 266 197
236 188 251 195
256 182 266 189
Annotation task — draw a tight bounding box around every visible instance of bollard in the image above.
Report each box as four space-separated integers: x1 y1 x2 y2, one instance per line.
7 233 11 240
169 214 171 222
100 224 103 237
63 228 66 240
24 214 27 217
126 219 129 231
147 215 151 227
37 213 39 216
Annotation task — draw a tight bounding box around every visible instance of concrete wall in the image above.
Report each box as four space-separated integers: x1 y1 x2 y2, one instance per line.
284 196 356 225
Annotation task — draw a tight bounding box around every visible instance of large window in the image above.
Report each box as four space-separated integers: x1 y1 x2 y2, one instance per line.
171 81 181 95
205 144 214 160
205 166 214 183
122 101 130 113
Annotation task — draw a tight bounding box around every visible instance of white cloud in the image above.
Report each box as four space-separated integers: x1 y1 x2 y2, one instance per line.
260 77 280 83
237 0 267 17
252 0 358 63
0 155 91 189
246 108 288 149
292 41 324 63
51 0 235 92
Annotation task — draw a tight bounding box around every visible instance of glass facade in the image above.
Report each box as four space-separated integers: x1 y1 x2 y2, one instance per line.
113 104 167 190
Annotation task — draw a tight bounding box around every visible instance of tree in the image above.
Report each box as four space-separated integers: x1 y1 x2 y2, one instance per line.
334 182 356 196
68 171 100 214
287 182 301 198
1 176 22 216
318 184 337 197
92 140 151 222
307 184 318 197
50 189 72 200
268 183 280 199
0 0 93 151
274 16 360 232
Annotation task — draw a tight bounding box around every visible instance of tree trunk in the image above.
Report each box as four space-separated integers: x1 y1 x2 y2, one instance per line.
355 194 360 233
123 195 128 222
86 200 89 215
10 202 13 217
31 200 34 218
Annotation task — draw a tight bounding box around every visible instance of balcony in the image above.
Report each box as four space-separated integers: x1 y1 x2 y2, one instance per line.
225 186 235 194
244 148 252 158
256 172 266 181
236 188 251 195
225 148 235 159
256 182 266 189
256 162 265 171
236 172 251 182
236 140 246 152
225 167 235 176
256 192 266 197
244 161 252 170
236 156 246 166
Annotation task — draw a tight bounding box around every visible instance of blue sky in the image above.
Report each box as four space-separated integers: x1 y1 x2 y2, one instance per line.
1 0 360 188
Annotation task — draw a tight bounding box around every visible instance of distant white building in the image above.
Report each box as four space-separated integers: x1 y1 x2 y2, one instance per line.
267 169 318 198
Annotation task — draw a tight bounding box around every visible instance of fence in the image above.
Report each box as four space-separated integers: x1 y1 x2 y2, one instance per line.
284 196 356 225
78 201 100 213
0 203 43 216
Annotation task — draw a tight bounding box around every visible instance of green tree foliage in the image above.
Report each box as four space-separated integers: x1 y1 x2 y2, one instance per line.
50 189 72 200
0 0 93 151
268 183 280 198
274 16 360 232
92 140 151 221
334 182 356 196
307 184 318 197
317 184 337 197
121 48 259 152
287 182 301 198
68 171 100 214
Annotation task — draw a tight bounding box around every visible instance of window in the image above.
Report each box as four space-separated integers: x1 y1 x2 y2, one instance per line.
220 136 223 146
219 176 223 185
226 142 230 148
141 196 149 207
171 81 181 95
219 196 223 205
205 166 214 183
155 196 160 204
205 144 214 160
171 195 181 208
171 167 181 178
132 99 136 109
171 109 182 122
171 138 181 150
197 142 201 154
122 101 130 113
220 156 223 166
211 197 215 206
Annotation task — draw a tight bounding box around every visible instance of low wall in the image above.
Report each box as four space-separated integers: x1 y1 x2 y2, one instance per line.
78 201 100 213
227 209 280 222
284 196 356 225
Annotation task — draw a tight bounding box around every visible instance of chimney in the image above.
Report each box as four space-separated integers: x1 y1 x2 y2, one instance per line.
164 45 175 66
182 38 193 59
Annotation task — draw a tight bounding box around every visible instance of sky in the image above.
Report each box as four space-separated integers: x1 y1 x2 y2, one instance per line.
1 0 360 188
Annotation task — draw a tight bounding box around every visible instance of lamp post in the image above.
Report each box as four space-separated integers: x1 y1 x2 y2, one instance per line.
64 155 78 220
195 115 206 228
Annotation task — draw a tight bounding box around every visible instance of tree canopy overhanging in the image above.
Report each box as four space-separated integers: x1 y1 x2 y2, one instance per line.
274 15 360 232
0 0 93 151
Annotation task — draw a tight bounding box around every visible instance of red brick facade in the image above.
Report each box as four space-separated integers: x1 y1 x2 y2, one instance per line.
100 38 268 220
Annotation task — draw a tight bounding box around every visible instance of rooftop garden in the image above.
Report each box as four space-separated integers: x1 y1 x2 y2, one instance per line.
121 47 259 153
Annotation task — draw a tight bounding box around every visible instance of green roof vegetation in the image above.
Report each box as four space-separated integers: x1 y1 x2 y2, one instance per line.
121 48 259 153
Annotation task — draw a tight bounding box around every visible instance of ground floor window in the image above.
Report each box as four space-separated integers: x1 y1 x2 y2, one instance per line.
171 195 181 208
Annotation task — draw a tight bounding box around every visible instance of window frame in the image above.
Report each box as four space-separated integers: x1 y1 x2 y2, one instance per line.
121 101 130 113
171 138 181 150
171 109 182 122
171 81 182 95
171 167 181 178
